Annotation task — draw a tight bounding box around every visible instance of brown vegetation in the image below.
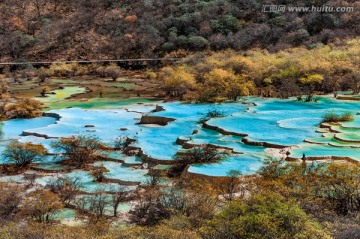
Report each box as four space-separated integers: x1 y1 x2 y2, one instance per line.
51 135 103 168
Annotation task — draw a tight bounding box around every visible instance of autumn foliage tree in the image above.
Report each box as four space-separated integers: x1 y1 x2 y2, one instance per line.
160 66 196 100
199 68 233 102
90 166 109 182
0 79 10 120
4 141 47 169
349 72 360 94
3 98 43 119
298 74 324 101
36 67 50 83
159 40 359 102
21 190 64 223
51 135 103 168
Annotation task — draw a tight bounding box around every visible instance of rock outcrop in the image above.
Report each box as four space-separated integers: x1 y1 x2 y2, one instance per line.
42 112 61 120
139 115 175 126
202 122 247 137
152 105 165 112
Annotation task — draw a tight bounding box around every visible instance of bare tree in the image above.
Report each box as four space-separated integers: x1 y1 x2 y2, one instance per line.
129 189 170 226
110 185 129 217
0 182 23 219
350 73 360 94
114 135 135 150
104 64 122 81
88 189 109 220
217 170 242 202
49 176 83 206
145 169 161 188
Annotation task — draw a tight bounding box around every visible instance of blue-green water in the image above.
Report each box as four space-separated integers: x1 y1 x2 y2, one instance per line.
1 96 359 179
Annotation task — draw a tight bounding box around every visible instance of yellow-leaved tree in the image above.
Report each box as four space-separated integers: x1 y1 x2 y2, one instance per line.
161 66 196 100
4 98 43 119
298 74 324 101
201 68 255 102
22 190 64 223
226 75 256 101
200 68 235 102
4 141 47 169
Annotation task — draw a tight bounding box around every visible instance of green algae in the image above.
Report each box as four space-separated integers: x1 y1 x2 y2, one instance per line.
45 97 161 110
37 86 87 103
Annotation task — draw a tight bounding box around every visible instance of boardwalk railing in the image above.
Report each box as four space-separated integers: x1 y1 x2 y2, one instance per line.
0 58 181 66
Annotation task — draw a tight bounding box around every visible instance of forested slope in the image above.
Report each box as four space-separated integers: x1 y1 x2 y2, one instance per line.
0 0 358 61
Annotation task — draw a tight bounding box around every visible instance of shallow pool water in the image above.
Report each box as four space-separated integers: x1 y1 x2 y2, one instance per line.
188 154 264 176
53 208 77 220
35 170 136 193
74 194 135 216
47 97 161 110
22 107 143 142
0 117 57 140
187 128 264 154
1 96 360 178
291 143 360 161
93 161 149 183
37 86 87 103
134 102 249 160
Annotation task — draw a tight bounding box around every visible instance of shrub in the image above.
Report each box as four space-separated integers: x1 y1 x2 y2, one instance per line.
129 190 170 226
322 112 354 123
162 180 219 226
4 98 43 119
170 145 227 177
0 182 23 219
90 166 109 182
199 109 225 123
200 193 332 239
114 135 135 150
188 36 209 50
317 164 360 215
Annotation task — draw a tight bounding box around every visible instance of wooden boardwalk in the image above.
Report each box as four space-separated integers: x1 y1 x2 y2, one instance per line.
0 58 181 66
